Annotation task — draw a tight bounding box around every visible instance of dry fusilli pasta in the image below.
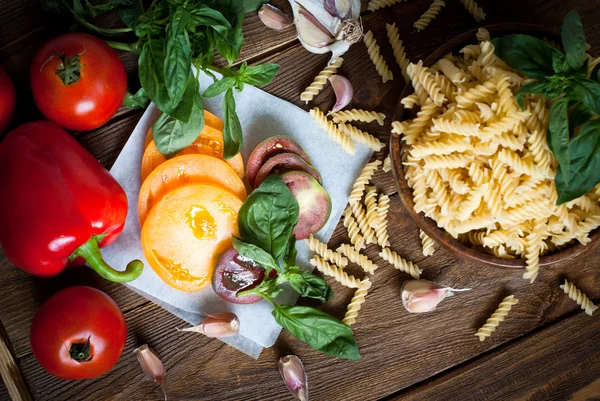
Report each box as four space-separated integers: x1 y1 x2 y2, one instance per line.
380 248 421 279
300 58 343 103
386 23 410 82
349 160 381 204
309 107 355 155
408 61 446 106
343 279 372 326
364 31 393 83
337 244 378 274
309 256 361 288
383 155 392 172
460 0 486 22
367 0 404 12
331 109 385 125
420 230 435 256
475 295 518 341
305 234 349 268
413 0 446 32
375 193 390 247
560 279 597 316
343 207 366 250
351 202 377 244
338 123 385 152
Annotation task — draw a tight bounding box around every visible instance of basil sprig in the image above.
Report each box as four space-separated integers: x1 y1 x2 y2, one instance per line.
45 0 279 159
236 175 361 361
493 11 600 204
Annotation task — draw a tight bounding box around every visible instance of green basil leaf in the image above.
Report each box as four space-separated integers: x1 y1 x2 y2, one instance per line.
243 0 268 13
188 5 232 37
492 35 559 79
238 175 299 260
203 77 236 98
283 235 297 268
548 98 571 185
272 305 361 361
164 7 192 105
555 118 600 204
286 267 332 303
590 61 600 83
572 78 600 114
552 51 571 74
569 102 594 136
212 0 244 63
240 63 280 86
222 89 243 158
516 80 551 108
561 10 586 70
233 237 280 274
118 0 141 27
122 88 149 109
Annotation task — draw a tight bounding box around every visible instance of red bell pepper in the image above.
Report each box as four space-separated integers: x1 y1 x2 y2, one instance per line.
0 121 142 282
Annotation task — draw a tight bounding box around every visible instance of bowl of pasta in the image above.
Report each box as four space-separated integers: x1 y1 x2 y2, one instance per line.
390 23 600 279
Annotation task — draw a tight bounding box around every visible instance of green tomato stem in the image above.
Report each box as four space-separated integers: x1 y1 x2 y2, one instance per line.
104 40 135 52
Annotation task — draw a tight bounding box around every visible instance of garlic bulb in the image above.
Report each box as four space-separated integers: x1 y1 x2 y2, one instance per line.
289 0 362 62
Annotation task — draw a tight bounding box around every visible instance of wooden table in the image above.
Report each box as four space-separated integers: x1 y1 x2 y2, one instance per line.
1 0 600 400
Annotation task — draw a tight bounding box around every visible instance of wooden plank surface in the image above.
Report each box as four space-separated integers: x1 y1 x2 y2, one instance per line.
0 0 599 400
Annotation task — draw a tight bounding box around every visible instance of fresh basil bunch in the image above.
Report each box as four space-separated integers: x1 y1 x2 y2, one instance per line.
44 0 279 159
493 11 600 204
235 175 361 361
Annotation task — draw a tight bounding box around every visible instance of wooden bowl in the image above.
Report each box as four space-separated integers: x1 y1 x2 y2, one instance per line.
390 23 600 268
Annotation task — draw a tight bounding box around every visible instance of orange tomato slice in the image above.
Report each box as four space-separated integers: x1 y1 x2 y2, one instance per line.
225 153 245 180
141 184 242 292
138 154 246 226
140 140 166 184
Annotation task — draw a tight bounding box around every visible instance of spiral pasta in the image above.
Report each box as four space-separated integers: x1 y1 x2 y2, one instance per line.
363 31 393 83
305 234 349 268
338 123 385 152
420 230 435 256
407 61 446 106
523 219 546 283
476 28 491 42
337 244 378 274
309 256 361 288
375 193 390 247
367 0 403 12
460 0 486 22
560 279 597 316
413 0 445 32
331 109 386 125
383 155 392 172
309 107 355 155
455 80 496 108
401 94 420 109
386 23 410 82
351 202 377 245
343 207 366 250
300 58 343 103
364 186 381 229
379 248 421 279
475 295 518 341
343 280 372 326
410 136 472 159
436 57 467 84
349 160 381 204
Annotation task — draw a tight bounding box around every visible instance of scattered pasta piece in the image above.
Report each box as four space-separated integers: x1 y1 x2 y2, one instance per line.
368 0 404 12
343 279 372 326
338 123 385 152
386 23 410 82
310 256 361 288
364 31 394 83
413 0 446 32
300 58 343 103
420 230 435 256
365 186 381 230
305 234 348 268
560 279 597 316
476 28 491 42
337 244 378 274
331 109 385 125
460 0 486 22
349 160 381 204
375 194 390 247
382 155 392 172
380 248 421 279
475 295 518 342
351 202 377 244
343 207 366 251
309 107 355 155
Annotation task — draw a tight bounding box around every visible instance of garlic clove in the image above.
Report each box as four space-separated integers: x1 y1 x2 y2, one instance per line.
177 312 240 338
296 5 336 48
329 75 353 113
259 4 293 32
401 279 471 313
324 0 352 19
279 355 308 401
135 344 167 401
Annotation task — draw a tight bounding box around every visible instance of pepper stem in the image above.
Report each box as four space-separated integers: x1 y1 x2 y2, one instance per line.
72 236 143 283
69 336 94 363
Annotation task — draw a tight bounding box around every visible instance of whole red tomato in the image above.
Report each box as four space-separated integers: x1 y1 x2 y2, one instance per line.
30 286 127 380
0 67 16 134
30 33 127 131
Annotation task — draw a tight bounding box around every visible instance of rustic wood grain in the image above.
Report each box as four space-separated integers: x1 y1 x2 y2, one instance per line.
0 0 600 400
0 322 31 401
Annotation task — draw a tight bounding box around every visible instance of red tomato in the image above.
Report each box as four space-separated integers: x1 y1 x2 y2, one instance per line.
30 33 127 131
0 67 16 134
30 286 127 380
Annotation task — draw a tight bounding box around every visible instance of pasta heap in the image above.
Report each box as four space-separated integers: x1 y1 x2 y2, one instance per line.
364 30 394 83
413 0 446 32
300 58 343 103
397 35 600 283
475 295 518 341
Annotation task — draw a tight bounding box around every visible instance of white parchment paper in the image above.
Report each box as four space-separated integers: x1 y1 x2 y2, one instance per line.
102 72 373 359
